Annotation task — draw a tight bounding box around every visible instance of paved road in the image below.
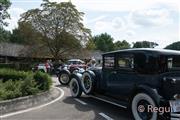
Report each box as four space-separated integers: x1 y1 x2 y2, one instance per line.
2 77 132 120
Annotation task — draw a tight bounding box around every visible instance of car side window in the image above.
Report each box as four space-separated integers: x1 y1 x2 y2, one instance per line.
118 55 134 69
104 56 115 69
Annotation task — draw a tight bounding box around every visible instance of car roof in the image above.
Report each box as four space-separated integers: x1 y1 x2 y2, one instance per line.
103 48 180 56
68 59 84 63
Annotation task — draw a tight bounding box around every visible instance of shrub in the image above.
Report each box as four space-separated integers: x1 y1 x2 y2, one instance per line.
0 63 15 69
21 75 40 96
34 71 52 91
0 63 33 71
0 68 30 81
0 69 52 100
0 80 23 100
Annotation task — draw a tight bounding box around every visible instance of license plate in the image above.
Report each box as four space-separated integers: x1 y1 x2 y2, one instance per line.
170 100 180 112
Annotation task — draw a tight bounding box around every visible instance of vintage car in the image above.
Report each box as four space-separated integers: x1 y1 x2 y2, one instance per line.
69 48 180 120
57 59 87 85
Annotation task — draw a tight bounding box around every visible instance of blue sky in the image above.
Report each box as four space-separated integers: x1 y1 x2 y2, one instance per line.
7 0 180 48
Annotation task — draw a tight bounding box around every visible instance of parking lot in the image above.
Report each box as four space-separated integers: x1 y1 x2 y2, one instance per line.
3 77 132 120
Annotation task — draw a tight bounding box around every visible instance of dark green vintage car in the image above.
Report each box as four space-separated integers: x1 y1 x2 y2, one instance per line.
69 48 180 120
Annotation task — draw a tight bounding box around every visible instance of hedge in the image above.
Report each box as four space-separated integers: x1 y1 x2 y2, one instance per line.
0 69 52 100
0 63 33 71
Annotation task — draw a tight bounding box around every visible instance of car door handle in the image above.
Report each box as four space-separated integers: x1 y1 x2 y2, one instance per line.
112 71 117 74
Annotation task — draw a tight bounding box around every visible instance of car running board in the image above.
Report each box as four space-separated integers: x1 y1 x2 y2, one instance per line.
89 95 128 109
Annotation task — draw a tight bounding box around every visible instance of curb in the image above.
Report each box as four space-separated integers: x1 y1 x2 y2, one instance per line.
0 87 61 115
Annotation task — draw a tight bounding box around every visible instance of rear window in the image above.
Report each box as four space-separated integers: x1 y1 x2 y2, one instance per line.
167 56 180 69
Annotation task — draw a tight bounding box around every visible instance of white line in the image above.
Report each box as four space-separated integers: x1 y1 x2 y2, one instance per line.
89 95 127 109
99 112 114 120
0 87 64 118
74 98 87 105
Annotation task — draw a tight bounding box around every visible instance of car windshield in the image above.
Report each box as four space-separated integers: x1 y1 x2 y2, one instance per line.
67 61 81 65
167 55 180 70
39 64 45 66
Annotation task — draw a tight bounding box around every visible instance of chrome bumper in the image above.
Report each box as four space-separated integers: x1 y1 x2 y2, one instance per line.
171 113 180 119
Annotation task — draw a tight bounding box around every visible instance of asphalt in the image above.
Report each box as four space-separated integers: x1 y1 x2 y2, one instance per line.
2 77 132 120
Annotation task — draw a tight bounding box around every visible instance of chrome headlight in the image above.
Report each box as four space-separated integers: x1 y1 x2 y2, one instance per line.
174 94 180 99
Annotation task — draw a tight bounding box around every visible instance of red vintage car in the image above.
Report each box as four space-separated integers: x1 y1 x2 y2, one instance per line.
57 59 87 85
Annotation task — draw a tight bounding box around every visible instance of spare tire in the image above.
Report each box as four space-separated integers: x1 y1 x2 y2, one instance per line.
58 71 70 85
81 71 95 94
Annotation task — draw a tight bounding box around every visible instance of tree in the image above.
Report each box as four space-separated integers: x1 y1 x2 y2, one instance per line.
10 22 43 44
19 0 91 60
93 33 114 52
165 41 180 50
85 39 96 50
0 0 11 27
0 27 11 42
133 41 158 48
114 40 131 50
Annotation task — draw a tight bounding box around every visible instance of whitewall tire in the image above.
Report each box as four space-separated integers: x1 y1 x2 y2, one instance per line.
131 93 158 120
69 78 82 97
58 72 70 85
81 72 94 94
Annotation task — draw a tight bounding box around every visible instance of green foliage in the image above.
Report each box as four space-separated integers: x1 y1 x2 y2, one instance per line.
0 80 23 100
19 1 91 60
21 76 39 96
133 41 158 48
114 40 131 50
10 22 43 45
0 69 52 100
0 0 11 26
0 63 15 69
0 27 11 42
85 39 96 50
0 63 34 71
0 68 29 81
34 71 52 91
10 28 26 44
93 33 114 52
165 41 180 51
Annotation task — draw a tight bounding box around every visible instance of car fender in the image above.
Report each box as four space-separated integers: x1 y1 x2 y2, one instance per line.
70 73 83 85
59 69 71 75
130 85 161 105
86 70 96 77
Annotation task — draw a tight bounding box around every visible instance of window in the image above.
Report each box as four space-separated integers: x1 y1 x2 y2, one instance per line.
168 56 180 69
118 56 134 69
104 56 114 68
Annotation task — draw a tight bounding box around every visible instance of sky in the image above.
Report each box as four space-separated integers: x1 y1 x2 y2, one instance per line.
6 0 180 48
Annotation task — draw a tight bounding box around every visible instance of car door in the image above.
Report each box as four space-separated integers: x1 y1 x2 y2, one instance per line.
101 54 116 91
106 52 136 100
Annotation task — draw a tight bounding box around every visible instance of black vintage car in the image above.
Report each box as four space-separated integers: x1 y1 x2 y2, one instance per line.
69 48 180 120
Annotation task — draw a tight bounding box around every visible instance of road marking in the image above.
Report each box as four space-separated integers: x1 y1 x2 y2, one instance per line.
0 87 64 118
99 112 114 120
89 95 127 109
74 98 87 105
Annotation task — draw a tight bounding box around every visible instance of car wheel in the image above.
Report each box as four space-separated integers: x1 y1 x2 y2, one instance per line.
131 93 158 120
81 72 95 95
58 71 70 85
69 77 82 97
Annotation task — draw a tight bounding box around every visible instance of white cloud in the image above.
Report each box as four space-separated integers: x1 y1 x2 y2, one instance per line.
8 0 179 48
5 7 25 31
71 0 179 12
130 8 173 27
93 17 126 33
